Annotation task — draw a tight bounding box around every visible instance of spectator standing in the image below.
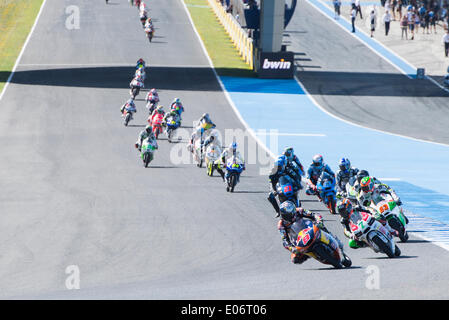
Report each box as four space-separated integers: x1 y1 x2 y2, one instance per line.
442 29 449 57
334 0 342 19
397 0 403 20
408 10 415 39
383 10 392 35
424 10 431 33
391 0 397 20
370 9 377 37
355 0 363 18
351 4 357 32
400 14 408 39
414 10 420 34
430 9 437 33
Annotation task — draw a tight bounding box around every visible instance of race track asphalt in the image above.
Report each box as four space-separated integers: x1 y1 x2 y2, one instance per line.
0 0 448 299
288 1 449 145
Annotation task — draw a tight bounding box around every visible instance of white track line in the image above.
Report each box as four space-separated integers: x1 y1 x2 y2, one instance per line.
0 0 48 103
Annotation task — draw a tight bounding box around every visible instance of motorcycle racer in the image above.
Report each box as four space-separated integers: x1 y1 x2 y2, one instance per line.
148 105 165 125
135 125 157 151
306 154 335 196
216 142 245 181
267 155 301 215
283 147 305 187
336 158 359 195
162 109 181 126
337 198 400 249
357 176 403 208
170 98 184 116
278 201 334 264
196 113 216 131
120 98 137 114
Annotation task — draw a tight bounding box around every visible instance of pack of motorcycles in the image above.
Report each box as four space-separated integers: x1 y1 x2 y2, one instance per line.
122 7 408 268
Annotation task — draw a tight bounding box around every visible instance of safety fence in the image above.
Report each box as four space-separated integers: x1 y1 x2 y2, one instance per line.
207 0 254 69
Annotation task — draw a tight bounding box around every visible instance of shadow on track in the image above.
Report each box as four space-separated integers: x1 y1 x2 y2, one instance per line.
2 66 255 91
297 70 449 97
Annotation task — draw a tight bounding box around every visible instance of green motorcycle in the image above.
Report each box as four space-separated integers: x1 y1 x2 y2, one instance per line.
141 138 157 168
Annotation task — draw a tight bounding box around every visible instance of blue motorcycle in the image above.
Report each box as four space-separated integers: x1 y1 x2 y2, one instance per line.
276 174 301 207
226 157 244 192
164 115 181 143
316 174 337 214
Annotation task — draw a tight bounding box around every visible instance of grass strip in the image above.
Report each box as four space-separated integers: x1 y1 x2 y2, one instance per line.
184 0 255 77
0 0 45 93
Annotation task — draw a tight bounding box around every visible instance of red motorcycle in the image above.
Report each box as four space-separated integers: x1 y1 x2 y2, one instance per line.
151 113 164 139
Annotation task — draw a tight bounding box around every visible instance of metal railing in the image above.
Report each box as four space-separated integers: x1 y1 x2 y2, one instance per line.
208 0 254 69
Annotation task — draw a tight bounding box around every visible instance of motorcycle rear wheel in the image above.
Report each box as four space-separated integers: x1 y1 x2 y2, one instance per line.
388 217 408 242
313 244 343 269
124 113 131 126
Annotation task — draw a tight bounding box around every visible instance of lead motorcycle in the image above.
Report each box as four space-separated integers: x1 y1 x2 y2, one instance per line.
293 217 352 269
349 210 401 258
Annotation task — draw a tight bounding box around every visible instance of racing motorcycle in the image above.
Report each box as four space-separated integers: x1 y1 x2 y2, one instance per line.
275 174 301 207
316 174 337 214
130 85 141 99
349 210 401 258
205 145 222 176
146 98 158 115
293 218 352 269
369 194 409 242
151 113 164 139
145 24 154 42
140 138 157 167
226 156 244 192
122 106 135 126
164 114 181 143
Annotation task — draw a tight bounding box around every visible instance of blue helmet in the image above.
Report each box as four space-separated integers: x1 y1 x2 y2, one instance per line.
339 158 350 172
283 147 294 161
276 155 287 169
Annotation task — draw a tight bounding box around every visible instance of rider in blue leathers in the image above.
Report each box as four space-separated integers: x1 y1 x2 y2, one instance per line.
336 158 359 195
306 154 335 198
283 147 305 188
268 153 303 216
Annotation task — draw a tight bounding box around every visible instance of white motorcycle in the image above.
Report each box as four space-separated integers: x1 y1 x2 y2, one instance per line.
349 210 401 258
369 193 409 242
205 144 222 176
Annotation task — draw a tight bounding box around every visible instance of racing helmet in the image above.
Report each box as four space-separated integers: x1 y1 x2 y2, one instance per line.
283 147 294 161
156 105 164 114
279 201 297 222
339 158 351 172
360 177 374 193
337 198 353 219
312 154 323 168
357 170 369 184
150 88 157 94
145 125 152 133
230 142 237 154
276 155 287 169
